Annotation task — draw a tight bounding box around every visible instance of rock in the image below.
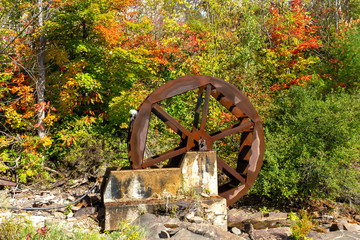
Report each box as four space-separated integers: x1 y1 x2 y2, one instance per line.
53 211 66 220
178 221 191 229
185 212 195 221
228 209 251 228
322 214 334 223
133 213 160 228
202 198 227 229
310 230 348 239
17 200 33 208
146 223 167 239
252 227 291 240
66 217 77 222
186 223 244 239
32 211 50 217
175 200 190 210
330 222 345 231
354 215 360 222
66 212 74 218
336 218 348 224
13 192 26 199
74 207 96 219
67 196 76 202
166 227 180 236
343 223 360 231
187 223 216 238
188 216 204 224
306 230 324 240
71 206 81 211
159 230 170 238
212 225 245 240
29 215 47 227
243 222 254 234
163 217 181 228
171 228 209 240
231 227 241 235
34 197 43 202
248 212 263 222
228 209 289 231
332 207 341 217
265 212 288 221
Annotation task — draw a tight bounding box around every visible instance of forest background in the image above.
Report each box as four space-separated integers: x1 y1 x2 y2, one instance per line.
0 0 359 205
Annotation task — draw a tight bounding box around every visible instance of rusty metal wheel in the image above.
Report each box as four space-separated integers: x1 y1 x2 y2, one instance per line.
129 75 264 205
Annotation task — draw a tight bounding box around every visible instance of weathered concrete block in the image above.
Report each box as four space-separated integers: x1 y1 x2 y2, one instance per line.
105 199 162 230
102 151 225 231
103 168 181 202
180 151 218 196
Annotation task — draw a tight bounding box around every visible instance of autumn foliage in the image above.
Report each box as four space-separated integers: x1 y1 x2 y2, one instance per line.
262 0 322 91
0 0 359 203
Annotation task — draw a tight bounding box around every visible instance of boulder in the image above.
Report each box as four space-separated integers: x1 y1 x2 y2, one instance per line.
228 209 251 228
74 207 96 219
171 228 209 240
343 223 360 232
252 227 291 240
228 209 288 230
330 222 345 231
146 223 169 239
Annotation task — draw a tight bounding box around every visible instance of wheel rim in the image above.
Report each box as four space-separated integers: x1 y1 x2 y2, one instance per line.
129 75 265 206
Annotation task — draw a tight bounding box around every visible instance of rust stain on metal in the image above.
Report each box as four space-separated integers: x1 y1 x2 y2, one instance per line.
129 75 265 206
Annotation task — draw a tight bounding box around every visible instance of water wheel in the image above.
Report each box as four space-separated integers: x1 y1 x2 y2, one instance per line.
129 75 264 205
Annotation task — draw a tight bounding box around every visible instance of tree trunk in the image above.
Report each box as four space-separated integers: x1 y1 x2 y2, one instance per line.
37 0 46 139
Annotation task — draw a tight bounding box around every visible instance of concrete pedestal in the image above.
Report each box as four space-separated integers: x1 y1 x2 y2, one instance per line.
102 151 227 230
181 151 218 196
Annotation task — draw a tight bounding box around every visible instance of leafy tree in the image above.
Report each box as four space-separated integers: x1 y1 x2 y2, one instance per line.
0 0 55 182
314 20 360 91
260 0 322 91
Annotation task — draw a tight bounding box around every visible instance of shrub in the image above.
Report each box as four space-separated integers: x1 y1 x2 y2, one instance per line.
253 83 360 202
289 210 315 240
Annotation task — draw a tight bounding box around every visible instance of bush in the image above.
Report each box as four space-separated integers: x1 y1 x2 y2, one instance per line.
253 83 360 202
46 117 130 178
289 210 315 240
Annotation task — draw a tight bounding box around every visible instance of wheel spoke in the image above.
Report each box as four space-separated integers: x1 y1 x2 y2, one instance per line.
211 119 254 141
152 103 191 138
200 84 211 131
193 87 204 130
211 88 247 119
142 147 187 168
219 184 249 206
236 131 252 174
217 156 246 185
